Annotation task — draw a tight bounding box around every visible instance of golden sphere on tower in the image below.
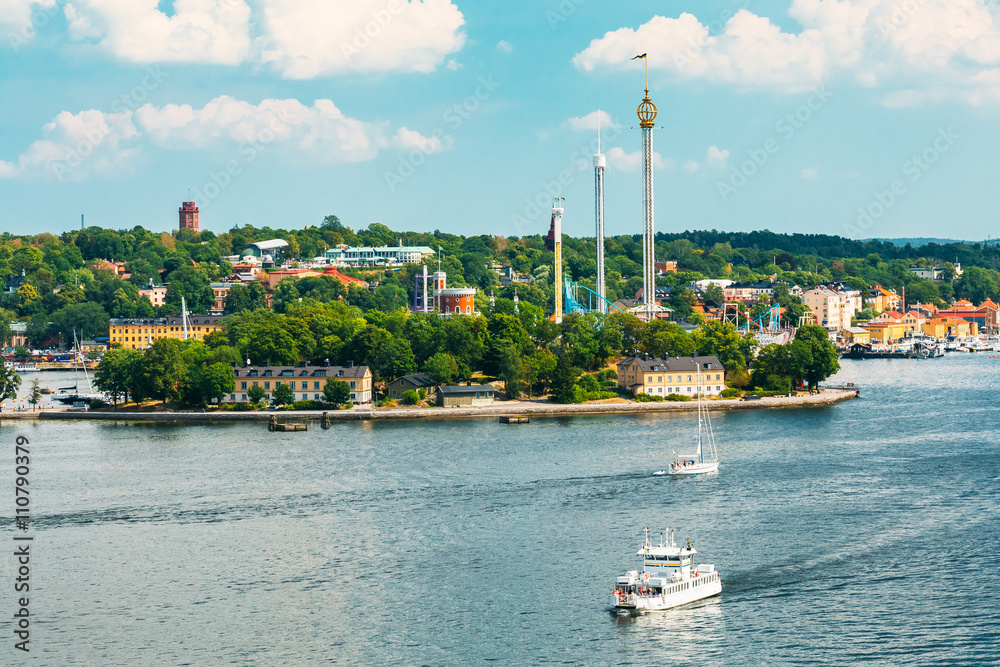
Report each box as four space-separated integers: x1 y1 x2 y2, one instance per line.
637 92 657 129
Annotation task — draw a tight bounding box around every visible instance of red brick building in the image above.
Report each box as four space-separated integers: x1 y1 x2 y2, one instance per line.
179 201 199 233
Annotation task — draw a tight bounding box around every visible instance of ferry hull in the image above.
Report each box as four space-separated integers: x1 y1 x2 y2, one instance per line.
612 580 722 613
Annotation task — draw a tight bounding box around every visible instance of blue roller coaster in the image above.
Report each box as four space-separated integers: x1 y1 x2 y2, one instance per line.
563 278 627 316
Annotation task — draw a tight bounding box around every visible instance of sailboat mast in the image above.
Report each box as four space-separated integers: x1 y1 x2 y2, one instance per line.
696 363 703 463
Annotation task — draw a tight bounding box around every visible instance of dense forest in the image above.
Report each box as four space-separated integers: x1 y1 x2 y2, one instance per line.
1 215 996 403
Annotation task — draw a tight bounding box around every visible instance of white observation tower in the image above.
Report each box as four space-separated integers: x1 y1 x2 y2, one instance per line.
631 54 668 320
594 111 607 314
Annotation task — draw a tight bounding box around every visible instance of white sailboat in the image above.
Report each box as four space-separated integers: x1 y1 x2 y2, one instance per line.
668 364 719 476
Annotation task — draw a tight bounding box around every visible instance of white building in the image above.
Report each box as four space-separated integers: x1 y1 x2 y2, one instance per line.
323 243 435 266
803 284 863 331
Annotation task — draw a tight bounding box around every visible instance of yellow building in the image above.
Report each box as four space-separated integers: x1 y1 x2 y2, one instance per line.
864 322 906 343
617 355 727 398
110 315 224 350
926 317 976 337
840 327 871 344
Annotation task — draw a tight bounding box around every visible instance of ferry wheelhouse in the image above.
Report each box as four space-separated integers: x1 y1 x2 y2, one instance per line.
611 528 722 613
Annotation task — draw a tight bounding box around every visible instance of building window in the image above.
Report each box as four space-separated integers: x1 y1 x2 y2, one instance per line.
350 381 356 389
313 381 320 390
264 382 270 389
241 381 247 390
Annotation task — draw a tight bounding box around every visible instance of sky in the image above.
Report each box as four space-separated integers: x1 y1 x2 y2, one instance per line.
1 0 998 243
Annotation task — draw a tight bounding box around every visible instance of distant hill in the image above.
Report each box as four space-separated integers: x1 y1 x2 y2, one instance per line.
872 237 976 247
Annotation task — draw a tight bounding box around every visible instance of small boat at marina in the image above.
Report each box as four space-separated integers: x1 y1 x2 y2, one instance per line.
667 364 719 476
611 528 722 613
6 362 39 373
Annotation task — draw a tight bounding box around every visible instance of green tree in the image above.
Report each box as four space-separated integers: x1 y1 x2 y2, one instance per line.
692 320 756 371
401 389 419 405
94 347 144 406
323 377 352 405
272 382 294 406
47 301 110 343
794 324 841 390
423 351 458 384
28 377 42 410
0 365 22 405
954 266 999 304
245 384 265 404
198 362 236 406
703 283 725 306
165 265 214 313
497 345 524 399
141 338 188 403
550 354 583 404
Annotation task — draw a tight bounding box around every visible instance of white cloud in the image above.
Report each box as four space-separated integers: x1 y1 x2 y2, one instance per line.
683 159 700 173
135 96 387 162
7 109 141 181
0 0 56 28
66 0 252 65
565 109 619 133
801 166 820 180
496 40 513 54
573 0 1000 104
706 145 730 169
606 146 667 172
392 127 452 154
55 0 466 78
257 0 466 79
2 95 446 180
445 58 462 71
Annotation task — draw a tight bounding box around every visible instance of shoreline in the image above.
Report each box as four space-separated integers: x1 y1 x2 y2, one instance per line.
4 388 859 424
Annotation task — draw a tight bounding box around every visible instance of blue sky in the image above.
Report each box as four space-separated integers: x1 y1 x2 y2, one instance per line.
1 0 998 242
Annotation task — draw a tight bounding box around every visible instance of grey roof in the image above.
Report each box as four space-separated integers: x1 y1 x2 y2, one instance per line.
618 354 725 373
109 315 224 326
234 364 370 379
390 373 435 387
438 383 496 395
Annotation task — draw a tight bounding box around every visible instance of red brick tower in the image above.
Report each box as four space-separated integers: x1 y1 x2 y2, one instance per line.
179 201 199 233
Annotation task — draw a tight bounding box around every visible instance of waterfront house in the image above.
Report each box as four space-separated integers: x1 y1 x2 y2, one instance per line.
926 317 976 337
871 310 903 324
110 315 224 350
922 319 946 338
230 361 372 404
899 310 926 334
864 322 906 343
936 299 999 332
840 327 871 345
616 354 726 398
437 383 496 407
387 373 437 401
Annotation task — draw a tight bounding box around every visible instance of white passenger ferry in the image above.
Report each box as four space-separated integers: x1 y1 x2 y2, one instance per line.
611 528 722 613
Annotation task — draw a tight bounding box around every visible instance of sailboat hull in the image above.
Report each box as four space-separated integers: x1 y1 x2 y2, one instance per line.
668 461 719 476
